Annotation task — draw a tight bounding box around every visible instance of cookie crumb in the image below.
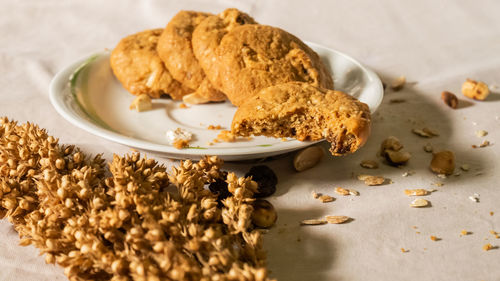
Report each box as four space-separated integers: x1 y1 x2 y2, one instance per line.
178 103 188 109
400 248 409 253
207 125 222 130
166 128 193 148
215 130 236 142
460 230 469 236
490 211 494 216
357 175 386 186
430 235 440 241
483 243 493 251
431 182 444 187
172 139 189 149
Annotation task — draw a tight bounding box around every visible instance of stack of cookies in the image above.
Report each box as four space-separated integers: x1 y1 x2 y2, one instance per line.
110 8 371 156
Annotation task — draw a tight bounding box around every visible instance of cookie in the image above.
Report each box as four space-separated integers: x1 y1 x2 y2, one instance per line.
110 29 190 99
231 82 371 155
157 11 225 103
199 24 334 106
192 8 257 90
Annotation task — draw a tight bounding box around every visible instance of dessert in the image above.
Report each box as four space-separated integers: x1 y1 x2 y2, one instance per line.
110 29 190 99
156 11 226 103
199 24 334 106
231 82 370 155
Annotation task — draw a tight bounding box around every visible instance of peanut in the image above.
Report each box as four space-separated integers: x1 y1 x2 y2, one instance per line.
441 91 458 109
293 145 324 172
430 150 455 175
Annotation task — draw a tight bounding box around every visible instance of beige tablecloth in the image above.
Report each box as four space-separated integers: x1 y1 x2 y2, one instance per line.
1 0 499 280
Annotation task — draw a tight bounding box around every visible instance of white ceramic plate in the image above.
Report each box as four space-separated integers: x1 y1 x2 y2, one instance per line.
49 43 383 160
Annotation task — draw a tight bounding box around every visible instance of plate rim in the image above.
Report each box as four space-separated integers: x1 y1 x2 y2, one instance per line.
49 43 383 159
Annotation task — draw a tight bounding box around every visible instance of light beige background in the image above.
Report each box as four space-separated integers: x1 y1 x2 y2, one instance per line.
1 0 499 280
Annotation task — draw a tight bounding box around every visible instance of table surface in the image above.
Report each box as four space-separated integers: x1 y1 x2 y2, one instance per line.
1 1 499 280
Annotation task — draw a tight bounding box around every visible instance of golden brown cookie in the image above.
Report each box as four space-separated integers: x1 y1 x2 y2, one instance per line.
200 24 334 106
110 29 190 99
231 82 371 156
156 11 225 103
192 8 257 90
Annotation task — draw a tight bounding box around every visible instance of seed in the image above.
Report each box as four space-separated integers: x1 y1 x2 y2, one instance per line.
318 195 335 203
441 91 458 109
462 79 490 100
293 145 324 172
423 143 433 153
325 215 351 224
412 128 439 138
300 219 327 226
430 151 455 175
404 189 430 196
360 160 378 169
245 165 278 198
334 187 350 196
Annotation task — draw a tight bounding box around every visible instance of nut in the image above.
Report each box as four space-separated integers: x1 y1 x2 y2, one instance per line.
293 145 324 172
251 199 277 228
462 79 490 100
410 198 430 208
129 94 152 112
182 93 210 104
441 91 458 109
386 150 411 165
391 76 406 91
475 130 488 137
379 136 411 166
430 150 455 175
